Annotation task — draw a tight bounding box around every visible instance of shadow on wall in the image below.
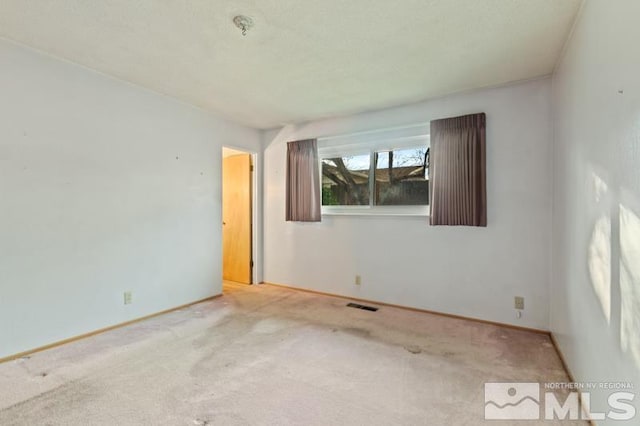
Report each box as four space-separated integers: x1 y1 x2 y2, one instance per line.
587 170 640 372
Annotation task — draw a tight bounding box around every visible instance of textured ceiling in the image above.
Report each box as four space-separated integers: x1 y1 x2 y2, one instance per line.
0 0 582 129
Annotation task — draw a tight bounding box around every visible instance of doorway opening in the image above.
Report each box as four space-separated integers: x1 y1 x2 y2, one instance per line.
222 147 255 287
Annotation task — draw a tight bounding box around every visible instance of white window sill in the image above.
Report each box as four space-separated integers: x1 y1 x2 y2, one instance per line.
321 207 429 217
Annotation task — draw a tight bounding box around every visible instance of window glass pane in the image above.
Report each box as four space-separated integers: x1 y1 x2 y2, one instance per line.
374 147 428 205
322 154 370 205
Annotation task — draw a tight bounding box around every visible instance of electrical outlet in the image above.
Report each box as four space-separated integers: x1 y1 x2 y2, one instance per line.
355 275 362 285
514 296 524 310
124 291 132 305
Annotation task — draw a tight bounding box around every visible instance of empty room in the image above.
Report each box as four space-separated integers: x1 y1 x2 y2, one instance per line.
1 1 638 425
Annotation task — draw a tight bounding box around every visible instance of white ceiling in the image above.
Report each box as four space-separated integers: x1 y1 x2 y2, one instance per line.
0 0 582 129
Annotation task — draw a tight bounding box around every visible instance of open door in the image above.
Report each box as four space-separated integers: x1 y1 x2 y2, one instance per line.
222 153 252 284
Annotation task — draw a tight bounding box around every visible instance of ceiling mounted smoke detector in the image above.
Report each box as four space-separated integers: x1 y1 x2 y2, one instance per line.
233 15 254 36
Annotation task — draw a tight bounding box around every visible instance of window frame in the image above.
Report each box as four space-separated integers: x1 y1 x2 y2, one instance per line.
318 128 430 217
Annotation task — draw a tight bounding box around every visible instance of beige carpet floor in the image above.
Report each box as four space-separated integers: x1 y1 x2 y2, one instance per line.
0 282 586 425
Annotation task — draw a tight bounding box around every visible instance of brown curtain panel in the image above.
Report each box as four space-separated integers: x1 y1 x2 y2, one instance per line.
429 113 486 226
286 139 321 222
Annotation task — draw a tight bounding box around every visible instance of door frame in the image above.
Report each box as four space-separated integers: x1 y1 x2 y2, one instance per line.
221 146 260 285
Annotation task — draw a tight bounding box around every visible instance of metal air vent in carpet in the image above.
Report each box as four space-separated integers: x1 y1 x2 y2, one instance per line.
346 302 378 312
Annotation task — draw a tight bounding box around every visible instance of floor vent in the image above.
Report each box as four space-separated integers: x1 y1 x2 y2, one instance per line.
346 302 379 312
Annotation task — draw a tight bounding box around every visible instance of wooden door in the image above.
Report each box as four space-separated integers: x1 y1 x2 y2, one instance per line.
222 154 252 284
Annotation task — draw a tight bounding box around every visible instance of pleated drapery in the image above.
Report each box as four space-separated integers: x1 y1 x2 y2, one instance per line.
286 139 321 222
429 113 487 226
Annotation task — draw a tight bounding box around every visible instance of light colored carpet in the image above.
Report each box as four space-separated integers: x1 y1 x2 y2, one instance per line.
0 282 585 425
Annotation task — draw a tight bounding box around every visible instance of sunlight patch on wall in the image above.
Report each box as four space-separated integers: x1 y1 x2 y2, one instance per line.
620 204 640 370
588 215 612 323
592 173 608 203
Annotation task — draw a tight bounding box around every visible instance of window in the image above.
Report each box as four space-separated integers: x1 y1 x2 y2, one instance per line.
374 147 429 206
322 153 370 206
318 125 430 215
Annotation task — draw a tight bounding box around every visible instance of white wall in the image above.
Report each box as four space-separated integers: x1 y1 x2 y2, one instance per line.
0 39 261 359
263 78 553 330
551 0 640 416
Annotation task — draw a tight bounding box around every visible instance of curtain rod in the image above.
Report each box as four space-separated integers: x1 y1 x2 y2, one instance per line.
317 122 429 142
